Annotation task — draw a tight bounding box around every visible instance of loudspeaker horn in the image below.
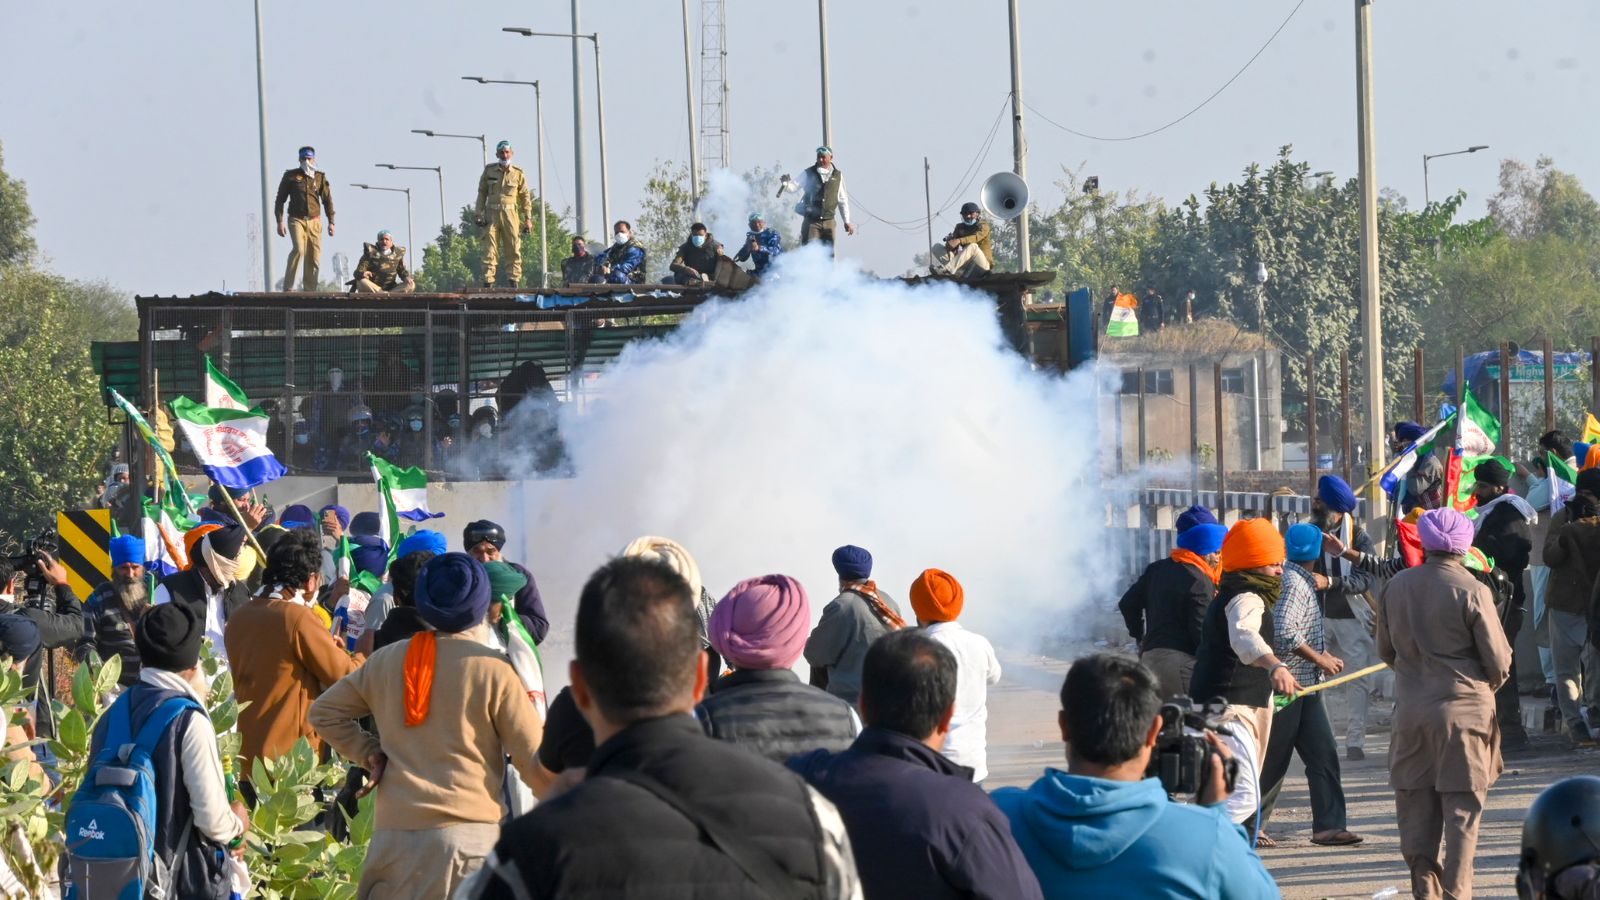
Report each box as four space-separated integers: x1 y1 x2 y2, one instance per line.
980 172 1031 221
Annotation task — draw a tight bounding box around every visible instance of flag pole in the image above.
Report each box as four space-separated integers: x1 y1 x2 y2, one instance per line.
213 484 267 558
152 368 163 507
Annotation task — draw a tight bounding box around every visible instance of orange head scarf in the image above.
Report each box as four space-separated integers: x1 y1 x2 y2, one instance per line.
1219 517 1286 573
403 631 438 726
909 568 964 623
1583 445 1600 472
182 524 222 570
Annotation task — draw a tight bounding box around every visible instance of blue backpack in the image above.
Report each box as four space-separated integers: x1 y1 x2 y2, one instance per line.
64 692 203 900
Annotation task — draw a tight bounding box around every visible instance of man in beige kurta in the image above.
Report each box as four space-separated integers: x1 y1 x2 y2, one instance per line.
1376 524 1513 900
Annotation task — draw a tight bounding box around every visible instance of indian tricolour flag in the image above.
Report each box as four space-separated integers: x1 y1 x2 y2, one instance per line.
170 395 287 489
204 355 251 411
142 496 196 578
369 453 444 555
1106 293 1140 337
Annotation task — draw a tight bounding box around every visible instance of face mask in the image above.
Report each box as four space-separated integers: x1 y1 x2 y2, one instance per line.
475 424 493 438
963 216 978 226
816 166 832 177
301 162 315 175
691 235 706 248
354 421 370 435
328 371 343 390
294 433 310 446
448 416 461 429
498 157 511 168
380 247 393 257
409 419 423 433
614 232 629 245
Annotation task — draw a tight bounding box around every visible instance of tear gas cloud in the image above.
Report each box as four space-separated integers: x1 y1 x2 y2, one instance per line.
506 247 1113 666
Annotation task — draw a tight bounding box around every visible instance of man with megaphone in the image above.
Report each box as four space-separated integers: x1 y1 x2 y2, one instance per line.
930 202 993 279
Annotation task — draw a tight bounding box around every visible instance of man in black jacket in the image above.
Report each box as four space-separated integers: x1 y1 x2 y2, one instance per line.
3 545 88 739
1119 506 1225 698
1470 458 1537 749
790 630 1044 900
1310 476 1380 761
464 556 861 899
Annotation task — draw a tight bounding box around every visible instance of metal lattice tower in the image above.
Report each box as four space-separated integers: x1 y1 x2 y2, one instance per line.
698 0 730 175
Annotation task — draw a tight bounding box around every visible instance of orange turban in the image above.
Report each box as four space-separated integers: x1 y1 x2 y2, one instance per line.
1584 445 1600 472
182 523 222 570
910 568 965 623
1219 518 1286 573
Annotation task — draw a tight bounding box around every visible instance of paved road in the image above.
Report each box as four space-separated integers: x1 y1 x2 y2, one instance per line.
985 651 1597 900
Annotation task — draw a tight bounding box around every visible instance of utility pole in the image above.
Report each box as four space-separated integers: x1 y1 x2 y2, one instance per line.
570 0 589 239
1355 0 1385 533
252 0 273 290
924 157 934 253
681 0 700 206
818 0 832 147
1006 0 1031 272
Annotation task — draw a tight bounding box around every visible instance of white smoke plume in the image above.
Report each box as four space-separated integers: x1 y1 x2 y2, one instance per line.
697 168 759 254
507 246 1112 669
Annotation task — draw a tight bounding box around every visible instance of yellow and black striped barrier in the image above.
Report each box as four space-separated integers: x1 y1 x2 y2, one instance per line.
56 509 112 600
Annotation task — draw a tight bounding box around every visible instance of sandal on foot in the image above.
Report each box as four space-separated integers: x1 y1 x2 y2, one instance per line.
1255 833 1279 849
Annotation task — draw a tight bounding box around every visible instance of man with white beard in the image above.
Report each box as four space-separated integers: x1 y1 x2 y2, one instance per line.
83 534 150 689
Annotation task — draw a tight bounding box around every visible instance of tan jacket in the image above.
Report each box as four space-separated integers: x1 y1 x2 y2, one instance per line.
1376 555 1513 793
224 594 358 769
308 629 543 831
475 163 533 220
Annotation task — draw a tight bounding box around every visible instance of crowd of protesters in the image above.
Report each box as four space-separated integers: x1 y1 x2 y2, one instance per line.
32 420 1600 898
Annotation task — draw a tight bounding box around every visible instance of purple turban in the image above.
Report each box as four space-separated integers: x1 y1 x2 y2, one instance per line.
279 504 315 530
708 575 811 670
1416 508 1475 555
1175 505 1218 534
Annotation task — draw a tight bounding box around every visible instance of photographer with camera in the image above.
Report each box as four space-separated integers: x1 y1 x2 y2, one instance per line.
2 533 90 741
993 653 1277 899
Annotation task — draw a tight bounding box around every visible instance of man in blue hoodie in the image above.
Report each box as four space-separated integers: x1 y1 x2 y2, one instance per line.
992 653 1278 899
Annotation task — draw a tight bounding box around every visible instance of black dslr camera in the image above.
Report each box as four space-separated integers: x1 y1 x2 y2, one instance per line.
5 531 60 606
1147 695 1240 799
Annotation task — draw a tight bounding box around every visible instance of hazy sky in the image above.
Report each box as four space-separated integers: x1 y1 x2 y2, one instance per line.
2 1 1596 295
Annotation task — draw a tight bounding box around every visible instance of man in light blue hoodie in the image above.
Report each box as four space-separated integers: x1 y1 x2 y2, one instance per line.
992 653 1279 899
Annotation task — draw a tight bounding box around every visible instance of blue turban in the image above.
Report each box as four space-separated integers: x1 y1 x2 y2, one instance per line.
831 545 873 581
1175 505 1219 534
1393 421 1426 443
351 512 382 537
1318 475 1359 514
397 529 447 558
415 552 491 633
279 504 315 530
1575 443 1592 466
349 535 389 579
1175 523 1226 557
110 534 144 568
1285 523 1323 563
319 505 350 530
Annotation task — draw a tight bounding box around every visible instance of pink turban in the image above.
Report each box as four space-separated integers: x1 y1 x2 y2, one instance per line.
708 575 811 671
1417 508 1474 555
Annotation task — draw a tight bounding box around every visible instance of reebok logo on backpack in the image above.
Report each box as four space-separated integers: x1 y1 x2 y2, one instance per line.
64 693 201 900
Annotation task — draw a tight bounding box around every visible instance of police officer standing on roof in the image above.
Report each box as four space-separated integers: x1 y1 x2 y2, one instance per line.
779 146 856 254
475 140 533 288
274 146 335 291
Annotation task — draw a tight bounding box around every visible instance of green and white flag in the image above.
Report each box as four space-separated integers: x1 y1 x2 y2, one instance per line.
1548 450 1578 515
107 387 197 519
204 355 251 411
1458 387 1501 458
368 453 443 559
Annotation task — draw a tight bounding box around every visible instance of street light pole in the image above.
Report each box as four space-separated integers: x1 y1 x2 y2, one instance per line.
411 130 488 167
681 0 701 205
504 28 610 231
252 0 273 290
571 1 589 239
350 184 413 263
375 164 445 237
1422 145 1489 206
462 77 550 287
1355 0 1385 536
1006 0 1031 272
818 0 832 148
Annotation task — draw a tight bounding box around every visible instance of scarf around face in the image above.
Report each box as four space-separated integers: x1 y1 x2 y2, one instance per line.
404 631 438 726
1169 548 1220 585
1220 570 1283 609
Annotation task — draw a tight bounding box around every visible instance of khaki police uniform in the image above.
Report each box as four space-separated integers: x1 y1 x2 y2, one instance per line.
275 168 334 290
475 162 533 286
